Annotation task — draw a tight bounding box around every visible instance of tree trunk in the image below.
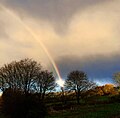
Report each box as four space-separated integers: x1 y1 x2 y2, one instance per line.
77 90 80 104
61 87 66 104
76 86 80 104
42 89 46 100
39 85 42 100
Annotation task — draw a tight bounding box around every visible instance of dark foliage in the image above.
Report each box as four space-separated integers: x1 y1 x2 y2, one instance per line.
0 58 56 96
65 70 96 104
113 72 120 86
110 94 120 103
1 88 47 118
0 58 57 118
35 70 56 100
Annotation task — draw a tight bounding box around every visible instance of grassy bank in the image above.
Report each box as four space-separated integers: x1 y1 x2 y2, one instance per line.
46 103 120 118
1 96 120 118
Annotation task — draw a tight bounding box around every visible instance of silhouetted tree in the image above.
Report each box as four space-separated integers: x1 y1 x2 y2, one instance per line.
0 59 56 96
0 58 57 118
1 88 47 118
0 58 42 95
65 70 96 104
113 72 120 86
35 70 56 100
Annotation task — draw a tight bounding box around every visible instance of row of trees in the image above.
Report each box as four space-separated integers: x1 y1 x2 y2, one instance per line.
0 59 120 98
83 84 118 97
0 58 120 100
0 59 56 118
0 58 120 118
0 59 56 100
0 59 97 103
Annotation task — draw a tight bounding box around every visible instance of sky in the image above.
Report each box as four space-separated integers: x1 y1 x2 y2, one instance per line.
0 0 120 85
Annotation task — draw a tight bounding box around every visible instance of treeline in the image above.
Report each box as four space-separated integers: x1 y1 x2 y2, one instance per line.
44 84 119 105
0 58 120 118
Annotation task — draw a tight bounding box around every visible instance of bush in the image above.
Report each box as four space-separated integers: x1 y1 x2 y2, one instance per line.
110 94 120 103
1 88 47 118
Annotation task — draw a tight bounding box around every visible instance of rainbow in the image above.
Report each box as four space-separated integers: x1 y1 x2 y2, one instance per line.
0 4 64 85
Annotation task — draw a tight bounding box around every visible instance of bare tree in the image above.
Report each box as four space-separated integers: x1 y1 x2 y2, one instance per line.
35 70 56 100
113 72 120 86
0 58 56 99
65 70 96 104
0 58 41 94
0 58 56 118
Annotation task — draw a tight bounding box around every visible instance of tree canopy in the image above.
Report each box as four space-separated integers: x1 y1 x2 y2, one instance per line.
65 70 96 104
113 72 120 86
0 58 56 96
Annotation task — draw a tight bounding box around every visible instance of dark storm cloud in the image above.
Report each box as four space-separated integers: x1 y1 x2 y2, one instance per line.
56 54 120 81
1 0 112 33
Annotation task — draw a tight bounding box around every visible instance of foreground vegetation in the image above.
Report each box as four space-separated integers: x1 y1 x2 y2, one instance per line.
45 95 120 118
47 103 120 118
1 92 120 118
1 95 120 118
0 58 120 118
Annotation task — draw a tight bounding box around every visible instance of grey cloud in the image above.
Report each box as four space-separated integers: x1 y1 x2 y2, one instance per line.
56 54 120 82
0 14 6 40
0 21 9 40
0 0 119 84
1 0 112 34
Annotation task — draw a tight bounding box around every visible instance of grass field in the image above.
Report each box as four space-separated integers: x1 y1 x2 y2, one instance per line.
1 96 120 118
46 103 120 118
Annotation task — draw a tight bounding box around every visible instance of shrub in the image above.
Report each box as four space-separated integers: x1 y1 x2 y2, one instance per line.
1 88 47 118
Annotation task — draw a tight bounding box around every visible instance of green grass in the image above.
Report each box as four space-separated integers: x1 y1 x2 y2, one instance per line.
46 103 120 118
1 96 120 118
0 114 5 118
